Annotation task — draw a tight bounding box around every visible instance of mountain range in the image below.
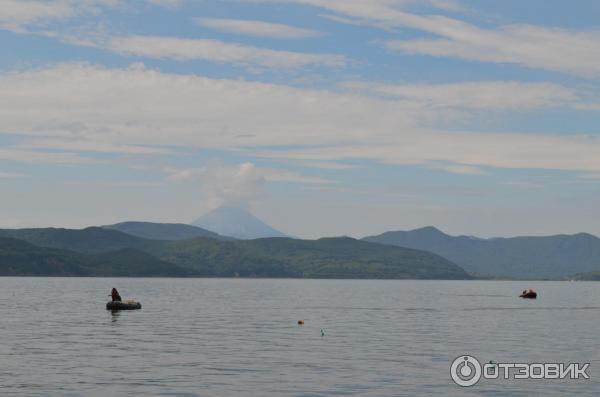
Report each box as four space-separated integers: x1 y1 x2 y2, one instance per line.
363 226 600 279
2 218 600 280
0 226 468 279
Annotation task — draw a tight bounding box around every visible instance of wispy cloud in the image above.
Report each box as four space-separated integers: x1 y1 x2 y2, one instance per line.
425 163 487 175
0 0 120 32
269 0 600 77
502 181 544 189
0 0 74 32
168 162 266 209
147 0 181 8
64 180 164 187
573 103 600 112
578 173 600 180
0 63 424 148
166 161 332 209
0 171 28 178
263 169 334 184
341 81 577 111
3 63 600 173
282 160 360 170
255 130 600 173
167 162 333 185
194 18 322 39
387 24 600 77
17 138 170 155
0 147 98 164
108 35 346 69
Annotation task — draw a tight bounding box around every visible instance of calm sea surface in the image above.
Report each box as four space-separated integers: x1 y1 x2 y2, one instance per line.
1 278 599 396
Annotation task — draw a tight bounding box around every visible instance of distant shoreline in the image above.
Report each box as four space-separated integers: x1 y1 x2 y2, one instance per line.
0 275 590 281
2 223 598 281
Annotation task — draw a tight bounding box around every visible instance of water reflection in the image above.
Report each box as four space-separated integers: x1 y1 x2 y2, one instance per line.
110 310 121 323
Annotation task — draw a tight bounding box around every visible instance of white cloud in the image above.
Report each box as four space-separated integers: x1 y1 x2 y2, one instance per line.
167 162 266 209
6 1 599 78
281 160 359 170
166 161 331 209
262 169 333 184
0 63 423 149
578 173 600 180
108 35 346 69
387 24 600 77
194 18 322 39
147 0 181 8
425 0 464 12
573 103 600 111
17 138 170 154
265 0 600 76
255 130 600 173
342 81 577 111
168 162 333 185
0 147 98 164
502 181 543 189
0 171 28 178
64 180 164 187
0 0 74 31
0 0 120 32
426 163 487 175
2 63 600 173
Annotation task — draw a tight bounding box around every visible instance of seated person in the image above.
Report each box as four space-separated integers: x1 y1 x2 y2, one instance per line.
111 288 122 302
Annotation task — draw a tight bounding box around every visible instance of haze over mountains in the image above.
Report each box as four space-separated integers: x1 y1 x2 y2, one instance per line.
192 206 287 239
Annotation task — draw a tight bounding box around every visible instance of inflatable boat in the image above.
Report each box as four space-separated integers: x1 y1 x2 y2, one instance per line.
106 300 142 310
519 289 537 299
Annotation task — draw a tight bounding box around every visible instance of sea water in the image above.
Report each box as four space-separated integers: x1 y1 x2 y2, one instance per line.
1 278 599 396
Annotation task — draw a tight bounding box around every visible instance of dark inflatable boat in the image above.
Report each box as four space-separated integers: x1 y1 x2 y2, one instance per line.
106 301 142 310
519 289 537 299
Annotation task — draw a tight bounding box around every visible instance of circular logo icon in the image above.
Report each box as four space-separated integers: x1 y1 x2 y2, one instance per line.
450 355 482 387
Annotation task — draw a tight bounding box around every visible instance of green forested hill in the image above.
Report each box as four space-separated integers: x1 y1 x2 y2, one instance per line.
0 227 152 253
364 227 600 279
0 236 191 277
0 237 90 276
147 236 470 279
0 227 470 279
103 221 231 241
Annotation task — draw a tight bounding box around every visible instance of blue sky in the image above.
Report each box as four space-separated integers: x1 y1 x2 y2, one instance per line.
1 0 599 238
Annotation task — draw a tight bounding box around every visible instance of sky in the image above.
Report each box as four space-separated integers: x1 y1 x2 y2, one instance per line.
1 0 599 239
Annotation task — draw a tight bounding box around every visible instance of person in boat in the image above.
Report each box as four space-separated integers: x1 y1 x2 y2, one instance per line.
520 288 537 298
111 288 122 302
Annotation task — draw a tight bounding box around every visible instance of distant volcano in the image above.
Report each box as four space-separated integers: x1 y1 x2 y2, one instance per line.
192 206 287 239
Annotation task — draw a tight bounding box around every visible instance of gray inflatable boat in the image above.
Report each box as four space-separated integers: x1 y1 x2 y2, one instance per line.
106 301 142 310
